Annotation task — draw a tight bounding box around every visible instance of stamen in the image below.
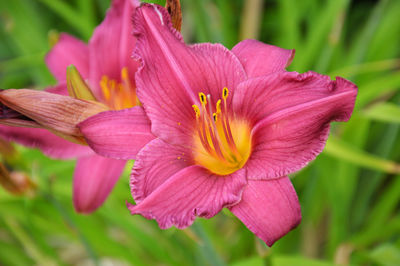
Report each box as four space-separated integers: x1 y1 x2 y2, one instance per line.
100 76 111 100
192 87 251 175
99 67 139 110
216 99 221 114
192 105 200 118
121 67 138 105
213 113 217 122
205 120 225 160
109 80 116 90
206 94 227 159
221 103 239 156
206 95 220 137
121 67 129 80
222 87 229 100
199 110 213 154
199 92 207 105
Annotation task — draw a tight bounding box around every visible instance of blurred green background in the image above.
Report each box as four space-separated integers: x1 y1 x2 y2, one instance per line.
1 0 400 265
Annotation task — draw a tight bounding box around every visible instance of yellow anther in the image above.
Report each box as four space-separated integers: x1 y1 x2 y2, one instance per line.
101 88 110 100
121 67 129 80
99 76 110 99
100 76 110 100
216 99 221 114
98 67 138 110
222 87 229 100
213 113 218 122
199 92 207 105
192 105 200 118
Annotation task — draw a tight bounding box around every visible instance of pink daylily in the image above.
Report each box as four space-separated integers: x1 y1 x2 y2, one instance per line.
80 4 357 245
102 4 356 246
0 0 155 213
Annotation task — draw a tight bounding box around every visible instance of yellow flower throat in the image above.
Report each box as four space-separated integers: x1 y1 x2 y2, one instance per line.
192 88 252 175
100 67 139 110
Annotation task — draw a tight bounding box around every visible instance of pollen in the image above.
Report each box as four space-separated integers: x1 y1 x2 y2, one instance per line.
216 99 221 114
222 87 229 100
100 67 139 110
213 113 219 122
199 92 207 105
192 87 252 176
192 105 200 118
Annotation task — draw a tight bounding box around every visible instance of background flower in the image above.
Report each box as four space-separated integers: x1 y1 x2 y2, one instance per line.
0 0 156 214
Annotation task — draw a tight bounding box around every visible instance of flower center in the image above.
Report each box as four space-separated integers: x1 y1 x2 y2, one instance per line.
100 67 139 110
192 88 252 175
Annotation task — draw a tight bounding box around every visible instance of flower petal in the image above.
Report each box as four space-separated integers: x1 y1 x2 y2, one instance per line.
73 154 126 213
117 0 141 73
232 40 294 78
234 71 356 124
78 107 155 160
131 138 190 203
128 165 247 229
88 0 140 98
236 73 357 179
45 82 69 96
0 125 91 159
133 4 246 145
0 89 109 138
45 33 89 82
229 177 301 246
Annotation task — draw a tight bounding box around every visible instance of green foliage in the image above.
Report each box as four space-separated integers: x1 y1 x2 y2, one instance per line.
1 0 400 265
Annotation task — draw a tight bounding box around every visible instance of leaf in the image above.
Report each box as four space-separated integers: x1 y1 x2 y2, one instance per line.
291 0 350 71
362 102 400 124
360 174 400 239
345 0 390 68
277 0 300 48
368 244 400 266
351 215 400 247
356 71 400 108
36 0 93 39
328 59 400 78
323 135 400 174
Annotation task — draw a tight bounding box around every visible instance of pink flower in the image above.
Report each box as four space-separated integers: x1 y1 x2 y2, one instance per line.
0 0 155 213
93 4 356 246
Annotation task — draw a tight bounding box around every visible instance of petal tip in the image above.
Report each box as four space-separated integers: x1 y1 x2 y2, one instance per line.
286 49 296 68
